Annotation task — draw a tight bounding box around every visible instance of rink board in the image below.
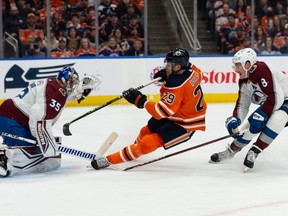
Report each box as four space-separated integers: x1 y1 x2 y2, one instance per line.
0 55 286 105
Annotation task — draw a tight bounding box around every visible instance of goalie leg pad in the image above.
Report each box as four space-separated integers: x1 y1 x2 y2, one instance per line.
11 145 61 175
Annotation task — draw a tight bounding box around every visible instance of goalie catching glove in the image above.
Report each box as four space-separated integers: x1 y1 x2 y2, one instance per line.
72 74 102 103
123 88 147 109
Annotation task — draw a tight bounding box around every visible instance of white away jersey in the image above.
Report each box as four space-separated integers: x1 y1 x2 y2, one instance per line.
233 61 288 121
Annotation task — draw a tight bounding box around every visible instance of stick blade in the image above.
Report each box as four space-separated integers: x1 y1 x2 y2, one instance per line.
63 123 72 136
96 131 118 156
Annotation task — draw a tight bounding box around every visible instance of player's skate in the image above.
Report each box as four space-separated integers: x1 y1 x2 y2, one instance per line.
210 144 236 163
0 147 12 177
243 146 261 172
91 157 110 170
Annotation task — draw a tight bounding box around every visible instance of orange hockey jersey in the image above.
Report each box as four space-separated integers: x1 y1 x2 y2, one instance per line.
145 65 207 132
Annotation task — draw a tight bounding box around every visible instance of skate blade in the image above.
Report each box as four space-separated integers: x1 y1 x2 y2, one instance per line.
208 159 221 163
243 166 251 173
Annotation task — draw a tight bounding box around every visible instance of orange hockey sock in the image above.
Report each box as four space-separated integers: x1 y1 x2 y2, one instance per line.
135 125 152 143
106 133 164 164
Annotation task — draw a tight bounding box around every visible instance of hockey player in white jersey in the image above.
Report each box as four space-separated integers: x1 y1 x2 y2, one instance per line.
0 66 101 177
210 48 288 170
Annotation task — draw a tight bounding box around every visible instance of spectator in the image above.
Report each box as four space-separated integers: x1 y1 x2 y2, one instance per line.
274 0 286 20
116 0 142 18
279 36 288 53
269 15 284 38
261 6 275 35
254 26 267 53
17 0 33 18
75 37 96 57
101 12 124 41
255 0 270 20
25 37 47 57
4 6 25 39
113 28 130 52
67 14 85 34
120 3 141 26
66 26 81 53
123 14 144 44
259 36 281 54
19 13 44 56
43 30 59 50
215 3 235 32
218 13 243 52
99 35 123 56
50 10 67 38
226 26 246 54
98 0 117 23
50 37 74 58
235 0 246 21
124 39 144 56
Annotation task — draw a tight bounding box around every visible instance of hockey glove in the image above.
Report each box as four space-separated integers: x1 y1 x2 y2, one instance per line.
75 74 102 103
123 88 147 109
225 116 241 137
153 69 167 82
248 108 268 134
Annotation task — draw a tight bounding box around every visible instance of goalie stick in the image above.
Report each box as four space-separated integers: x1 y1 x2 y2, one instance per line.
1 131 118 161
124 130 247 171
63 77 162 136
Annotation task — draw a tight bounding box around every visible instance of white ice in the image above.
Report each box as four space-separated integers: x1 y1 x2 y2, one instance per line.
1 104 288 216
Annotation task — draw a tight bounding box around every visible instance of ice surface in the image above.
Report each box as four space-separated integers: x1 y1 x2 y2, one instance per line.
1 104 288 216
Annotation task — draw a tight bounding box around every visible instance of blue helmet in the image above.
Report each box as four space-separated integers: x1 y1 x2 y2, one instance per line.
57 66 79 94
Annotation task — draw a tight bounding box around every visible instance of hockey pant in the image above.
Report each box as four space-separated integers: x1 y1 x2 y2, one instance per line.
106 118 194 164
232 107 288 152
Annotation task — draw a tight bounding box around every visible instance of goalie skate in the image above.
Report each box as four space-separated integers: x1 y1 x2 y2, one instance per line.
0 146 12 177
209 144 235 163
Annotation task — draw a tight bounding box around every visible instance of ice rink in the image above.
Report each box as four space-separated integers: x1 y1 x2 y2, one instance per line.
1 103 288 216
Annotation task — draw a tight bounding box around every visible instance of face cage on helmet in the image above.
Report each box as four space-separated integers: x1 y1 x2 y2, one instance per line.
63 73 79 95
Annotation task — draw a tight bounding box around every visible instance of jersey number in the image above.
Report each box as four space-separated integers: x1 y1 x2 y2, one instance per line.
194 85 204 112
50 99 61 111
162 92 175 104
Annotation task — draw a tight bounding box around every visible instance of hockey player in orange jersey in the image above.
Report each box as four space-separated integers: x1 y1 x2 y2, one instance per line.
91 48 207 170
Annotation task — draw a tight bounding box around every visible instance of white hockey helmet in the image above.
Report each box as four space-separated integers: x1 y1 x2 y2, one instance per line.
232 48 257 71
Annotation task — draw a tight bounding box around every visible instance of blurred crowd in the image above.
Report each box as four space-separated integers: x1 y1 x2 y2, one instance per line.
205 0 288 54
2 0 145 57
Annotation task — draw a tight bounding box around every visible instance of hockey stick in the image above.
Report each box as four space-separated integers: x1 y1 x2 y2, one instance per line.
1 131 118 161
124 130 247 171
63 77 162 136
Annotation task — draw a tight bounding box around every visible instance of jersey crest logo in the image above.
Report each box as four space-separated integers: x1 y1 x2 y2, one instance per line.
249 65 257 74
4 63 75 92
59 88 67 96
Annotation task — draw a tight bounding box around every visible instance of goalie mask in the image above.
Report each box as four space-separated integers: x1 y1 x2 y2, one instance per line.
165 48 191 69
57 66 79 95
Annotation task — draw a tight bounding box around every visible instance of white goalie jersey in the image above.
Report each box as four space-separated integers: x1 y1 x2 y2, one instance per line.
0 78 68 157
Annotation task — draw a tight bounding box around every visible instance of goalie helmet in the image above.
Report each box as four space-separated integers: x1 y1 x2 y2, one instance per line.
232 48 257 71
165 48 190 69
57 66 79 95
